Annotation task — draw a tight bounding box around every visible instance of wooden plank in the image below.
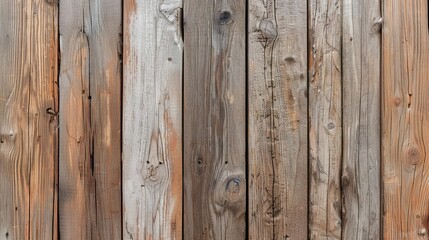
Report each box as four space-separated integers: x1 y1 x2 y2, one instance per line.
29 0 59 239
59 0 122 239
122 0 183 239
0 0 58 239
308 0 342 239
248 0 308 238
0 1 32 239
383 0 429 238
342 0 382 238
183 0 246 238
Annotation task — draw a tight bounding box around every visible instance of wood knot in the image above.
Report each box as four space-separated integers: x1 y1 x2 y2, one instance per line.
217 10 233 25
327 122 335 130
418 228 427 236
222 175 245 203
372 17 383 33
406 146 421 166
258 19 277 40
394 97 401 106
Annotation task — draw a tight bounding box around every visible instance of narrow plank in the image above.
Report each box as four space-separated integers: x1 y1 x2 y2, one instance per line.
29 0 59 239
383 0 429 238
308 0 342 239
59 0 122 239
248 0 308 238
122 0 183 238
0 1 32 239
183 0 246 238
342 0 382 238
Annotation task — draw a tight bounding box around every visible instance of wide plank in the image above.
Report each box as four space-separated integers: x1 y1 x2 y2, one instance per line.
308 0 342 239
59 0 122 239
0 1 58 239
122 0 183 239
248 0 308 238
383 0 429 238
183 0 247 238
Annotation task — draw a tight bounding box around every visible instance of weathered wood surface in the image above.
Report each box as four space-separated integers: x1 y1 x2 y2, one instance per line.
248 0 308 238
59 0 122 239
383 0 429 238
308 0 342 239
0 0 58 239
183 0 246 238
122 0 183 239
342 0 382 239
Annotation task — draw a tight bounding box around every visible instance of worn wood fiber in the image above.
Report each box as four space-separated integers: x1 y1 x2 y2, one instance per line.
248 0 308 239
0 0 58 239
122 0 183 239
59 0 122 239
383 0 429 238
183 0 246 238
342 0 382 239
309 0 342 239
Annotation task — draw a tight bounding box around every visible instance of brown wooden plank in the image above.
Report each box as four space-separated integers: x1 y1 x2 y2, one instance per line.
122 0 183 239
59 0 122 239
248 0 308 238
0 0 58 239
183 0 246 238
383 0 429 238
29 0 59 239
308 0 342 239
342 0 382 238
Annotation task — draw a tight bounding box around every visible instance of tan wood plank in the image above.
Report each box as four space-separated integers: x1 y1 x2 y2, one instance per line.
122 0 183 239
183 0 246 238
308 0 342 239
0 1 58 239
59 0 122 239
29 0 59 239
248 0 308 238
382 0 429 238
342 0 382 239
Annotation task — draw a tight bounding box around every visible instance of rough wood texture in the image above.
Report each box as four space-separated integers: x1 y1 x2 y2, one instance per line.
0 0 58 239
183 0 246 238
248 0 308 238
342 0 382 239
122 0 183 239
308 0 342 239
59 0 122 239
383 0 429 238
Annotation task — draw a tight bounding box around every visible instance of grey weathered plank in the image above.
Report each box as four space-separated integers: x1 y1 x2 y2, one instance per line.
183 0 246 238
122 0 183 239
0 0 58 239
342 0 382 239
59 0 122 239
382 0 429 238
248 0 308 238
309 0 342 239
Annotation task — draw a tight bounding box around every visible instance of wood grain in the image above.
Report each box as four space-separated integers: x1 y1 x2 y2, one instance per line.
122 0 183 239
0 0 58 239
383 0 429 238
183 0 246 238
248 0 308 238
308 0 342 239
59 0 122 239
342 0 382 239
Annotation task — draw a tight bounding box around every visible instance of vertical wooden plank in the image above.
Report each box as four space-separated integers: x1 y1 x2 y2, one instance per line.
308 0 342 239
0 0 58 239
0 1 32 239
342 0 381 238
122 0 183 239
59 0 122 239
183 0 246 237
383 0 429 238
248 0 308 238
29 0 59 239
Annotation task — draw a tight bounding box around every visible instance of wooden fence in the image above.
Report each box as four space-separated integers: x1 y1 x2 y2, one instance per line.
0 0 428 239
